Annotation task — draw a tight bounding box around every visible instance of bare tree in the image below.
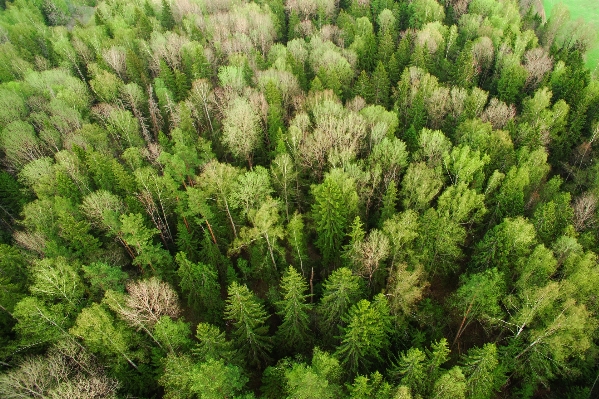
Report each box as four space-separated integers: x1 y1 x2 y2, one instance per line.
119 277 181 329
481 97 517 129
573 193 597 232
524 47 553 89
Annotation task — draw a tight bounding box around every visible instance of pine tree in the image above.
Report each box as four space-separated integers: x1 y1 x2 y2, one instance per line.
311 171 358 266
275 266 313 351
224 282 272 368
193 322 239 364
460 343 502 399
355 70 373 103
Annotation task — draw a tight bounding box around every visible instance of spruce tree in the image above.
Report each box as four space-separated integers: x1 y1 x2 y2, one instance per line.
317 267 363 343
275 266 313 351
160 0 175 31
224 282 272 368
335 294 392 374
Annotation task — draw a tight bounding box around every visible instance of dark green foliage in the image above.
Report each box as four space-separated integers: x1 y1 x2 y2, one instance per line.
160 0 175 30
275 266 313 351
224 282 272 368
176 252 223 323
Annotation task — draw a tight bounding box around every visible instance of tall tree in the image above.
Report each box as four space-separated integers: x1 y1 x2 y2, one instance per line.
276 266 313 351
224 282 272 368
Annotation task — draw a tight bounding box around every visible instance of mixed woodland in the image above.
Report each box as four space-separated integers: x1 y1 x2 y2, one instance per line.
1 0 599 397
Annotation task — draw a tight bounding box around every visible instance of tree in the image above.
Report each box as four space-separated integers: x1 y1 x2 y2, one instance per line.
286 212 309 276
460 343 502 399
401 162 443 211
348 371 393 399
335 294 392 374
70 304 138 369
311 170 359 266
224 282 272 367
193 323 239 364
160 0 175 30
175 252 222 323
222 96 262 168
160 355 248 399
431 367 467 399
371 62 390 107
119 213 173 276
276 266 313 351
317 268 363 342
450 269 506 345
29 257 84 310
229 197 285 280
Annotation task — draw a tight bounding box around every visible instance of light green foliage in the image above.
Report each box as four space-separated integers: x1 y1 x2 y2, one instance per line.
401 162 443 211
225 282 272 367
276 266 313 350
431 366 466 399
161 355 247 399
451 268 505 341
473 217 537 272
29 257 84 309
230 197 285 277
222 97 262 166
70 303 136 367
286 212 308 274
335 294 392 374
348 371 393 399
284 348 343 399
153 316 192 353
409 0 445 28
119 213 172 274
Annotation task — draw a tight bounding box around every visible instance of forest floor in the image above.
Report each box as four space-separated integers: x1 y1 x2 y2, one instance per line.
543 0 599 73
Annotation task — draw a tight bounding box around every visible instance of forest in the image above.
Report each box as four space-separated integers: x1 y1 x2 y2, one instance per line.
0 0 599 397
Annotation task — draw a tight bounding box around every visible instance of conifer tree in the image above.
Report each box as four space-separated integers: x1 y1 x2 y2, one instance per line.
371 61 390 107
335 294 392 374
225 282 272 368
275 266 313 351
317 267 363 342
160 0 175 31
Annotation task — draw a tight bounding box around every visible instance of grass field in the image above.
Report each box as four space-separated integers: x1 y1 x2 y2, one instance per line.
542 0 599 73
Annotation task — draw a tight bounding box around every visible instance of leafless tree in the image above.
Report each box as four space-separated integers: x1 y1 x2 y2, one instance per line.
481 97 517 129
102 46 127 80
523 47 553 89
119 277 181 329
573 193 597 231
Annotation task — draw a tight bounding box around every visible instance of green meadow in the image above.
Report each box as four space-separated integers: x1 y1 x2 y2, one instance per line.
543 0 599 73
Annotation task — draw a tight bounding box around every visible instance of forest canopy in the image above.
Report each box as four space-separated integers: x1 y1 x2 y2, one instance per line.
1 0 599 398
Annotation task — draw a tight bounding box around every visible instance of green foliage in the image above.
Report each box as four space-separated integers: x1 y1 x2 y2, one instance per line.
317 267 363 342
175 252 222 323
276 266 313 351
311 170 359 266
335 294 392 374
225 282 272 368
1 0 599 396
